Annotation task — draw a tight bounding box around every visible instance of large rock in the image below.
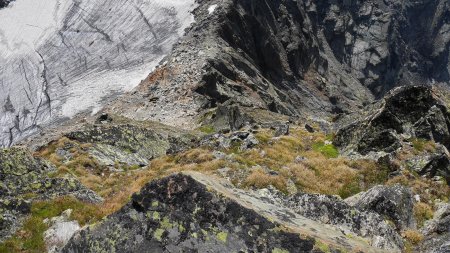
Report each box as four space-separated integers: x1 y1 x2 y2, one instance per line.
258 187 404 251
418 203 450 253
44 209 81 253
419 153 450 185
345 185 416 230
62 172 392 253
65 116 199 167
334 86 450 155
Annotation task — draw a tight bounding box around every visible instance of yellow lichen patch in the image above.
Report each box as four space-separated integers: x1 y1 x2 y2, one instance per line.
153 228 165 241
272 248 289 253
314 240 331 253
216 231 228 243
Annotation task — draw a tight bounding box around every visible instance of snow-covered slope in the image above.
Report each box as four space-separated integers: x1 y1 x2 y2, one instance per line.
0 0 196 147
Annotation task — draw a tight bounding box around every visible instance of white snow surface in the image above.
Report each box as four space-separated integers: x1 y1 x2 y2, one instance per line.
208 4 217 15
0 0 197 146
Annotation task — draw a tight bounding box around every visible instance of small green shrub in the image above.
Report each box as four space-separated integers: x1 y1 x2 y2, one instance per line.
198 125 215 134
338 181 361 198
312 142 339 158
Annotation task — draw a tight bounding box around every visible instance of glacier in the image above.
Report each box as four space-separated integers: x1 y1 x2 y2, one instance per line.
0 0 196 147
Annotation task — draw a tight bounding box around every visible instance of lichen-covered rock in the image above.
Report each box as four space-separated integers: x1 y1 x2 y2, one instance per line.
62 172 390 253
65 118 198 167
0 147 54 196
335 86 450 155
257 187 404 251
418 203 450 253
0 147 101 242
0 198 31 241
345 185 416 230
62 174 316 253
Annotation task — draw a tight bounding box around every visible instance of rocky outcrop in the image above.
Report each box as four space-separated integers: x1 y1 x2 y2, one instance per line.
106 0 450 136
334 86 450 155
62 173 315 253
257 187 404 251
345 185 416 230
418 203 450 253
65 115 199 167
0 148 101 242
62 172 393 253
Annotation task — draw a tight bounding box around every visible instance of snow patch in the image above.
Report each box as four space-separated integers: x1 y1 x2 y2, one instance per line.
208 4 217 15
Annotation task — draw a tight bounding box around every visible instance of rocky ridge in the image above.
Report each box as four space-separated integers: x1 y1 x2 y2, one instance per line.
0 0 449 252
62 172 398 253
105 0 450 130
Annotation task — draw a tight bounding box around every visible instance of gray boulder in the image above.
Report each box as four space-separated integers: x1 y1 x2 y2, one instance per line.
258 188 404 251
345 184 416 230
335 86 450 155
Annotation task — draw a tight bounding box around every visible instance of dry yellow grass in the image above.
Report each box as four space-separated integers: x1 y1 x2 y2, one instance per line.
402 229 424 245
244 169 287 192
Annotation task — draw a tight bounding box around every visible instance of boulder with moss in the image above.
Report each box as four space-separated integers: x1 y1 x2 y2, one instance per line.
65 116 199 167
0 147 101 242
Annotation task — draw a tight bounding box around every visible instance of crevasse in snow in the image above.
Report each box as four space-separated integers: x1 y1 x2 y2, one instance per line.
0 0 197 147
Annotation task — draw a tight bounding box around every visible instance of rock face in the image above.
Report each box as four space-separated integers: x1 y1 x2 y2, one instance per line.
0 0 196 147
345 185 416 230
0 148 101 242
334 86 450 155
314 0 450 97
419 203 450 253
107 0 450 135
0 0 13 8
63 172 392 253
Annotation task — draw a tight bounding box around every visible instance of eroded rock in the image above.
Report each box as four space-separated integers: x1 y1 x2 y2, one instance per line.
335 86 450 155
345 185 416 230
